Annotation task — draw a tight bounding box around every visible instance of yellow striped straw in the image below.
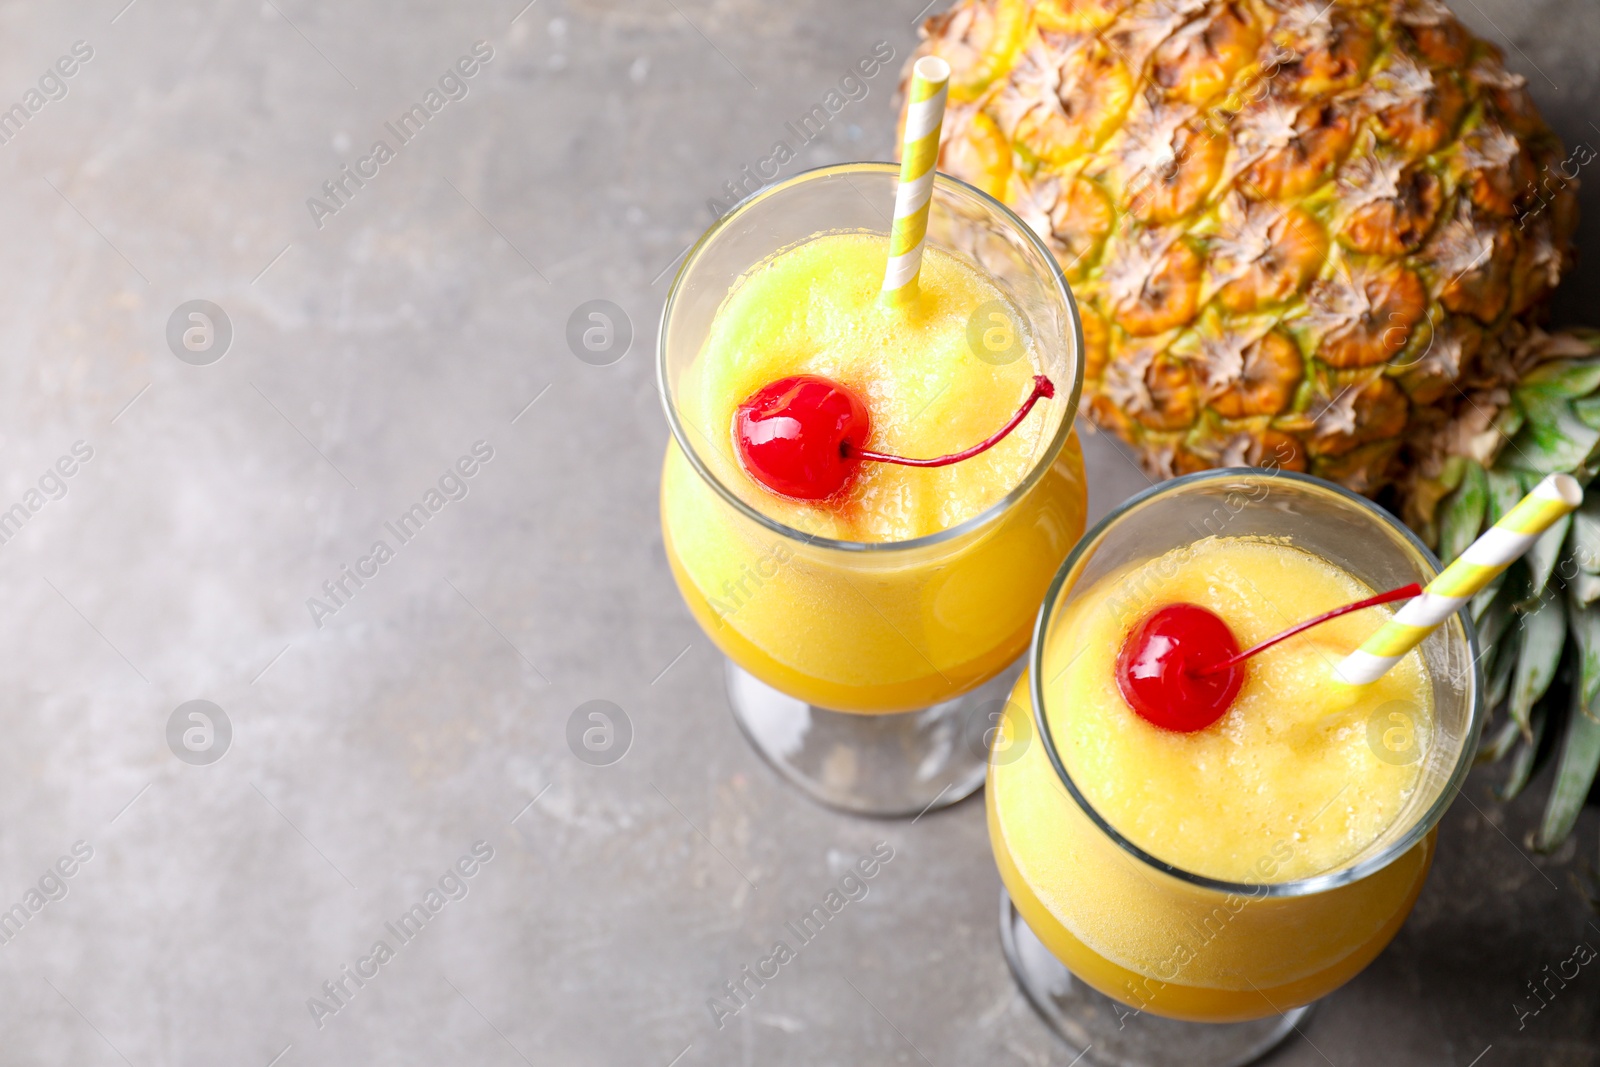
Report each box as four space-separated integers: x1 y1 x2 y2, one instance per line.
1335 473 1584 685
882 55 951 305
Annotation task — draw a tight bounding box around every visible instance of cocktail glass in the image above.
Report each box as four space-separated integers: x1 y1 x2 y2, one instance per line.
659 163 1086 816
987 469 1481 1065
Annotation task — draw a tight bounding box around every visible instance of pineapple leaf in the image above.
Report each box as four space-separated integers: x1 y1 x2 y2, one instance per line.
1570 597 1600 708
1496 403 1526 442
1471 569 1509 621
1496 702 1547 802
1487 637 1517 709
1573 496 1600 573
1505 402 1600 474
1487 469 1526 524
1509 590 1566 737
1477 716 1521 764
1533 681 1600 851
1573 569 1600 605
1477 588 1516 651
1524 514 1574 600
1519 359 1600 397
1437 455 1469 495
1572 393 1600 431
1439 463 1487 564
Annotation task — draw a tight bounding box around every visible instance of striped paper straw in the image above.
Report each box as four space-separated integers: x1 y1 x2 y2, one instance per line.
882 56 951 304
1335 473 1583 685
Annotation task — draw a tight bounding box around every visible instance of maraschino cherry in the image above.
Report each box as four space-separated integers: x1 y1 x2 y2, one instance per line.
734 373 1055 500
1117 604 1246 734
1116 582 1423 733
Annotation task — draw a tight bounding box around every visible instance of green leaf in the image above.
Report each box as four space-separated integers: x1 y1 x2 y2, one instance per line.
1437 455 1470 497
1520 358 1600 396
1477 716 1521 763
1439 463 1488 565
1573 569 1600 605
1497 702 1547 802
1471 570 1509 622
1488 564 1534 621
1497 402 1526 441
1572 497 1600 573
1487 640 1517 709
1510 590 1566 737
1506 403 1600 474
1477 589 1516 651
1524 514 1574 600
1487 469 1526 524
1570 597 1600 708
1533 682 1600 850
1572 392 1600 430
1507 382 1569 435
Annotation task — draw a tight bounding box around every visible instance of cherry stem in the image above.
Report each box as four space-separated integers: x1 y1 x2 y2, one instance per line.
854 374 1055 468
1193 582 1423 677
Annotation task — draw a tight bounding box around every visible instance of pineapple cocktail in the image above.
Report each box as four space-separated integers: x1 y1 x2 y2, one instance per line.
987 471 1481 1062
663 230 1083 708
658 162 1085 814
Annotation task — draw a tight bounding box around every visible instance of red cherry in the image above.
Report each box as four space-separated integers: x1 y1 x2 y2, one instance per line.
1114 582 1425 734
733 373 1057 501
1116 604 1244 733
734 375 871 500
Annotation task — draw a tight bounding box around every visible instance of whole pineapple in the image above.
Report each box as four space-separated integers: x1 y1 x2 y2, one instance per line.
912 0 1577 495
908 0 1600 888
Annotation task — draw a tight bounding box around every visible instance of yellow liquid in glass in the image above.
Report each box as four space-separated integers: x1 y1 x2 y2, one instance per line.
662 232 1086 712
989 536 1436 1021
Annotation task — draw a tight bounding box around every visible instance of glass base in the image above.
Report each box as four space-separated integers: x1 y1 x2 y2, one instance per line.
724 656 1023 818
999 890 1310 1067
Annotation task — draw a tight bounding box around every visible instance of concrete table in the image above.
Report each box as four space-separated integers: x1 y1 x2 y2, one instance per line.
0 0 1594 1064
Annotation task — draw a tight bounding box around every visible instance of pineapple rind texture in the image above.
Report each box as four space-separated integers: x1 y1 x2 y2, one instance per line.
913 0 1578 497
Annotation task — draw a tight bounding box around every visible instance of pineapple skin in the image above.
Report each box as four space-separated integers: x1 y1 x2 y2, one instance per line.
910 0 1579 498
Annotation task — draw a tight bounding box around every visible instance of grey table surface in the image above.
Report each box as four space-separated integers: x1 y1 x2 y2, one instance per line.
0 0 1597 1064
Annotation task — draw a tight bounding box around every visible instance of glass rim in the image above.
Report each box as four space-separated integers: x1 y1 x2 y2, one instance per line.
1027 467 1485 898
655 161 1085 554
